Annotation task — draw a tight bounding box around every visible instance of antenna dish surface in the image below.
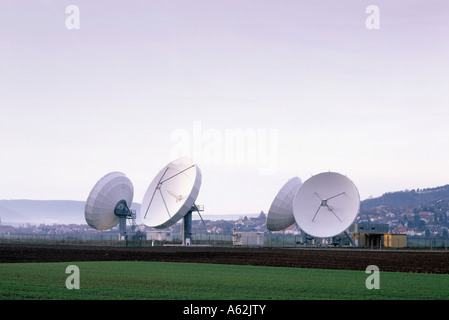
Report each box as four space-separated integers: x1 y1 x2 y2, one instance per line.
85 172 134 230
141 158 202 229
293 172 360 238
266 177 302 231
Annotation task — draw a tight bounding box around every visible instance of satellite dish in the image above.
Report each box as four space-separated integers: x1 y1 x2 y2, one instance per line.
266 177 302 231
141 158 202 230
293 172 360 238
85 172 135 239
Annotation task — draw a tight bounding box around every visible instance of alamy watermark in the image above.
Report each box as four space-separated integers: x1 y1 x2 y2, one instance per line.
64 4 379 31
65 5 80 30
169 121 279 175
365 5 380 30
365 265 380 290
65 265 80 289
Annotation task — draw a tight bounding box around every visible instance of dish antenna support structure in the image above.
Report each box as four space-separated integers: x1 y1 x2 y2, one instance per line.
141 158 204 246
114 199 137 240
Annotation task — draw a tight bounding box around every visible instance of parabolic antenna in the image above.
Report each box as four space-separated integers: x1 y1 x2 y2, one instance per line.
141 158 202 230
266 177 302 231
85 172 135 239
293 172 360 238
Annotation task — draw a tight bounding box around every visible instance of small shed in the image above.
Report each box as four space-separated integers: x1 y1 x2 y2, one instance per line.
146 231 172 242
233 231 264 246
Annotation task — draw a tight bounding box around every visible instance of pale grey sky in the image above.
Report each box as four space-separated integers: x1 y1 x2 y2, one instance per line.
1 1 448 215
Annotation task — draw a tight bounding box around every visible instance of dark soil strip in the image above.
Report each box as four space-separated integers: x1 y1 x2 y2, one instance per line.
1 243 448 274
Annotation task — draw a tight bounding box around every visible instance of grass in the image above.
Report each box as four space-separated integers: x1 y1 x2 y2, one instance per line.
0 261 448 300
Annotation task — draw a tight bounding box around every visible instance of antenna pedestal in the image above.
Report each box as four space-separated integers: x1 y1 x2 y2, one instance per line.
182 204 204 246
114 200 136 241
118 216 127 241
183 211 192 246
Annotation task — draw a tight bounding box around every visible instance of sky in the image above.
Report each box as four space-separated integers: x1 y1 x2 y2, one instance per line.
1 0 449 216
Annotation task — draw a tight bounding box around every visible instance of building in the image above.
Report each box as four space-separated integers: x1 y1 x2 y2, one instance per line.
233 231 264 246
146 230 172 242
350 223 407 248
418 211 433 223
383 233 407 248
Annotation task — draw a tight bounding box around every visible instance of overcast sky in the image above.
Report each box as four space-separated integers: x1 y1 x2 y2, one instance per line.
1 0 448 215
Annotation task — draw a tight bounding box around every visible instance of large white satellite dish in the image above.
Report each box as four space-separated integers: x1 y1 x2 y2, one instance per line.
293 172 360 238
85 172 135 239
266 177 302 231
141 158 202 236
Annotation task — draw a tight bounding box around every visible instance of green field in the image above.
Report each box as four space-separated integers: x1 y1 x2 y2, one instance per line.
1 261 448 300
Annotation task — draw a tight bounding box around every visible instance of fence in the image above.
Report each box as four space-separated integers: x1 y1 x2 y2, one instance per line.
0 233 125 246
407 237 449 249
0 233 301 247
1 232 448 249
147 233 303 247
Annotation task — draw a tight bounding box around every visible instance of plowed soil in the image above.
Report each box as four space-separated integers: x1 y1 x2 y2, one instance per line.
1 243 448 274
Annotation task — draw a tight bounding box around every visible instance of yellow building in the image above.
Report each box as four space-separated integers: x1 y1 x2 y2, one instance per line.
351 224 407 248
383 233 407 248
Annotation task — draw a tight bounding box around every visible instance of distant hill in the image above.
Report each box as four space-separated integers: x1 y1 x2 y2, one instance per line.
361 185 449 209
0 199 257 226
2 184 448 225
0 200 87 225
0 200 143 225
